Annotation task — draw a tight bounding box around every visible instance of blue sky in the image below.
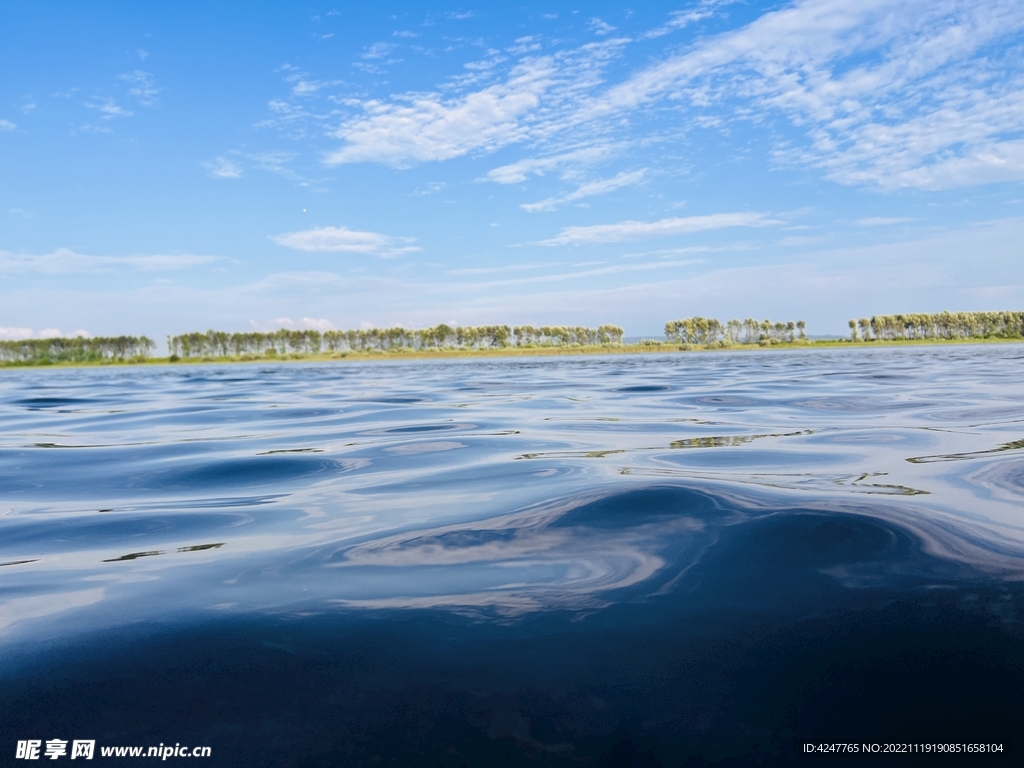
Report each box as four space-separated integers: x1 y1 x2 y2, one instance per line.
2 0 1023 341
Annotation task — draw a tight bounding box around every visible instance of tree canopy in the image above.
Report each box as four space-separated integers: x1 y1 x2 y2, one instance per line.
0 336 155 364
664 317 806 346
167 324 625 358
852 311 1024 341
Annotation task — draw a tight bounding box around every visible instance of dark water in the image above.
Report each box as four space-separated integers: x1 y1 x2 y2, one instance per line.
1 347 1023 765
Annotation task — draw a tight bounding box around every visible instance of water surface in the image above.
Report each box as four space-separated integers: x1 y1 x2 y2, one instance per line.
2 346 1023 764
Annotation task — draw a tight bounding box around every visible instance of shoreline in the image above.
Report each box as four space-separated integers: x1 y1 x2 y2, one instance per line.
2 336 1023 370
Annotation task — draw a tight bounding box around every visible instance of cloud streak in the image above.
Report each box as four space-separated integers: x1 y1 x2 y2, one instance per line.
272 226 420 258
538 212 777 245
584 0 1024 190
203 157 243 179
325 59 555 166
0 249 219 275
118 70 161 106
521 170 646 212
293 0 1024 192
484 145 619 184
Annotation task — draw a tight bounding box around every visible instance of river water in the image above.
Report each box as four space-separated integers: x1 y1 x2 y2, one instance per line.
1 346 1022 765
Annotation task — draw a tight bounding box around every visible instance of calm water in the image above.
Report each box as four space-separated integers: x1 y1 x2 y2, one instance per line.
1 346 1023 765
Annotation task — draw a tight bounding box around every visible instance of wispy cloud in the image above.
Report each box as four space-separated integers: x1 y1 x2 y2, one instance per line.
272 316 335 330
247 150 300 178
410 181 446 196
0 325 90 340
588 18 616 36
584 0 1024 190
290 0 1024 193
291 78 340 97
447 258 705 290
0 119 15 131
301 317 335 330
362 42 398 60
521 170 646 212
271 226 420 258
644 1 736 39
325 58 555 166
84 98 132 120
118 70 161 106
538 212 777 245
485 146 618 184
0 248 219 275
0 327 34 340
203 157 243 179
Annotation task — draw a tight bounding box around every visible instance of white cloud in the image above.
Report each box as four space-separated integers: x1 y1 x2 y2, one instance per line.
485 145 619 184
0 327 90 340
521 169 646 212
585 0 1024 190
203 157 243 179
247 150 300 178
118 70 160 105
0 119 15 131
269 316 334 330
325 58 555 166
644 4 728 38
538 212 777 245
508 36 541 55
84 99 132 120
265 0 1024 192
291 79 339 96
271 226 420 258
0 248 219 275
0 327 33 340
362 42 398 60
300 317 334 330
410 181 446 196
588 18 616 36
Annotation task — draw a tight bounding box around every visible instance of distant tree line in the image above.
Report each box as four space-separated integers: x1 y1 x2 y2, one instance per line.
664 317 807 345
167 324 626 358
849 311 1024 341
0 336 155 364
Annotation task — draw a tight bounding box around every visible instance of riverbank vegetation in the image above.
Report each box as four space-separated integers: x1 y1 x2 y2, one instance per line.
2 312 1022 368
848 311 1024 341
0 336 155 365
167 324 625 359
664 317 807 346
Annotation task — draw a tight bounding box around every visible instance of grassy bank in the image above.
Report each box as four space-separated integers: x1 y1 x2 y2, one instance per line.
3 335 1022 369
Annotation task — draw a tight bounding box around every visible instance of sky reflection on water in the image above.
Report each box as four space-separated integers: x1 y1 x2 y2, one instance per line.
1 346 1023 763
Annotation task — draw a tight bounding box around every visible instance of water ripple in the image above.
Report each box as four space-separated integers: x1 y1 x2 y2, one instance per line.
0 345 1022 641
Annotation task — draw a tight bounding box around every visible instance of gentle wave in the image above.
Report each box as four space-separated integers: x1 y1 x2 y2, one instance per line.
2 346 1024 641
